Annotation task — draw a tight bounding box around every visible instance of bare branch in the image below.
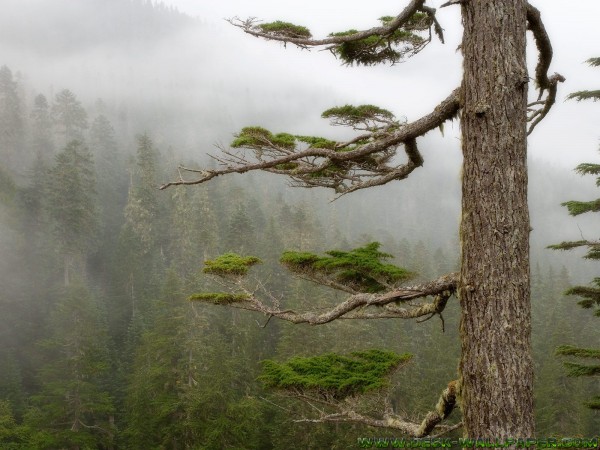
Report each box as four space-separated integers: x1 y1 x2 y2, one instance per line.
160 89 460 192
193 272 457 326
226 0 443 48
440 0 466 8
293 380 459 437
527 73 565 135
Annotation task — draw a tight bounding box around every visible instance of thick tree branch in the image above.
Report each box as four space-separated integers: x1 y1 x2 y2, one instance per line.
293 380 459 437
227 0 443 48
526 3 552 96
193 272 457 325
160 89 460 192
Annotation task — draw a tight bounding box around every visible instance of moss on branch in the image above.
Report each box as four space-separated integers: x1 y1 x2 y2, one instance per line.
203 253 262 276
189 292 251 304
257 21 312 39
231 127 296 150
280 242 413 293
260 349 412 399
295 135 337 149
329 14 428 66
322 104 395 126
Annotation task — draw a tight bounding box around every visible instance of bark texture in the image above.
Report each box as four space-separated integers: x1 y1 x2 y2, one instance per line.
459 0 534 438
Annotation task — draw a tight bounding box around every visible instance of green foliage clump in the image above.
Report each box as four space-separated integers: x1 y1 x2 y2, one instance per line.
260 349 411 399
231 127 296 150
203 253 261 276
556 345 600 359
328 15 428 66
548 240 600 261
274 162 300 171
586 57 600 67
322 104 395 126
232 128 341 154
567 90 600 102
562 362 600 377
189 292 250 305
548 240 589 251
561 199 600 216
258 21 312 39
553 59 600 411
280 242 413 292
564 283 600 313
295 135 337 149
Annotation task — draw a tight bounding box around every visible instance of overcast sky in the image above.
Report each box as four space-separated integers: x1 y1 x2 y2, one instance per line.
159 0 600 168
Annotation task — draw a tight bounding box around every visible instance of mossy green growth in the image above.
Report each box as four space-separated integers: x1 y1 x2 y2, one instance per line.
322 104 394 125
258 21 312 39
231 127 296 150
260 349 411 399
380 13 429 28
280 242 413 292
295 135 337 149
274 162 300 171
307 163 345 179
328 14 426 65
189 292 251 305
203 253 261 277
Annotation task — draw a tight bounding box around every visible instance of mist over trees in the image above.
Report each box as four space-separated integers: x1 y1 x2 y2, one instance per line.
0 0 598 448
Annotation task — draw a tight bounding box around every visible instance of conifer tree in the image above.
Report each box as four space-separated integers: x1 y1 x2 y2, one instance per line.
25 281 115 449
30 94 54 159
0 66 24 171
47 140 97 286
88 114 127 280
169 186 219 277
123 133 161 256
118 133 167 333
162 0 564 438
52 89 88 146
550 58 600 411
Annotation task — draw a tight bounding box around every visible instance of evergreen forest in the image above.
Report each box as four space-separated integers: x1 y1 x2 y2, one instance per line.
0 1 598 448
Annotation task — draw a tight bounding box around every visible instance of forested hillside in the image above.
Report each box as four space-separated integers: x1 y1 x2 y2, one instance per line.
0 1 598 448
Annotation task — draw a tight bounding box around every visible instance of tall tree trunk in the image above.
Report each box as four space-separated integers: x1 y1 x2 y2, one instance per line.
459 0 534 438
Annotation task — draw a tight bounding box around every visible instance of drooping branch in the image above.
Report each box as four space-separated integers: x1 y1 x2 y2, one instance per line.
190 272 458 325
526 2 565 135
227 0 443 53
160 88 460 193
292 380 460 437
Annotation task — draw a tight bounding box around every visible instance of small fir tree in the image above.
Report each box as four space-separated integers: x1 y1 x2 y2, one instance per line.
47 140 97 286
550 57 600 410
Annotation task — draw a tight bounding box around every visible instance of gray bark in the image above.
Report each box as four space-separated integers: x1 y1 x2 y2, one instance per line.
459 0 534 438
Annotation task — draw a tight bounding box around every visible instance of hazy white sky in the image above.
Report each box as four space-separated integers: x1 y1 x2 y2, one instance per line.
159 0 600 168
